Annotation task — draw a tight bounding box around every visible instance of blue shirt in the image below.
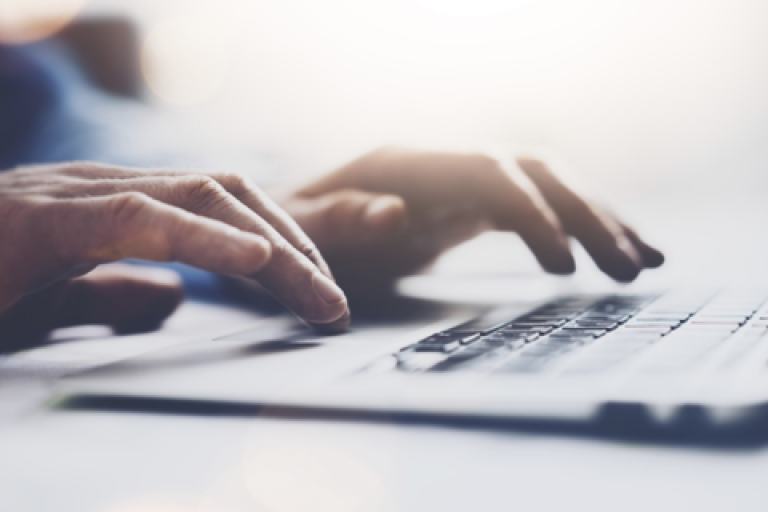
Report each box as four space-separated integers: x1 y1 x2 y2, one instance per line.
0 42 252 302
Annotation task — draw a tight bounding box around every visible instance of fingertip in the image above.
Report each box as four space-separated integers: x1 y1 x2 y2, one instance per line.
543 250 577 275
303 272 350 328
607 259 642 283
362 195 407 237
589 237 645 283
613 268 641 283
641 248 665 268
311 309 351 335
535 234 576 276
623 228 665 269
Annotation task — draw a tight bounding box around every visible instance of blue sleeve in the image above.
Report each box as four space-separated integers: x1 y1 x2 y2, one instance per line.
0 41 271 303
0 45 62 170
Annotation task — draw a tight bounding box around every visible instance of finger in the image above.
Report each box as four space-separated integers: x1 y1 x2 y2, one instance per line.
212 173 337 279
44 193 273 276
478 158 576 274
286 189 408 253
54 265 184 333
0 265 183 350
516 158 645 282
621 224 665 268
56 163 336 280
583 201 665 270
64 177 351 330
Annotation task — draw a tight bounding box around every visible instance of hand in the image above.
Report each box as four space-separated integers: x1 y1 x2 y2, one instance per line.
278 148 664 295
0 162 350 347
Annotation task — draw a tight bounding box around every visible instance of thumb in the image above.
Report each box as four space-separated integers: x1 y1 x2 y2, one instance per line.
290 189 407 253
0 264 183 351
55 264 183 333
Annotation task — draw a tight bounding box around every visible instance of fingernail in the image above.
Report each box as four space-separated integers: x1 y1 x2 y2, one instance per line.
312 272 347 305
312 310 351 334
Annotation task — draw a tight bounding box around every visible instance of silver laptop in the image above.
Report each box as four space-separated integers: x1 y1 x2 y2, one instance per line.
58 280 768 437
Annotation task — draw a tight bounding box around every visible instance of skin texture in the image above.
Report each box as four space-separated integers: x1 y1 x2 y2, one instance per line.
0 162 348 349
0 150 664 347
278 148 664 297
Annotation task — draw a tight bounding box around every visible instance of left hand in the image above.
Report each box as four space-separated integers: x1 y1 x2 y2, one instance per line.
277 148 664 295
0 264 183 350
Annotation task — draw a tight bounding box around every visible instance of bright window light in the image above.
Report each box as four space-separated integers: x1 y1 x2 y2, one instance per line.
0 0 87 43
141 14 231 107
411 0 536 17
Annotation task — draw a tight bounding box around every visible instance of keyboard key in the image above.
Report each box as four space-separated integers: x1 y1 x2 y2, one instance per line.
504 324 557 335
374 291 768 377
412 337 462 353
517 316 568 325
460 334 482 345
560 328 607 338
486 330 540 343
548 333 598 343
631 318 683 325
567 321 620 330
622 325 673 334
690 320 746 326
480 335 528 350
634 314 691 321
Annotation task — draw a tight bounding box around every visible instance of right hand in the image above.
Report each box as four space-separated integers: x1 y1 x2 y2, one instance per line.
0 162 350 346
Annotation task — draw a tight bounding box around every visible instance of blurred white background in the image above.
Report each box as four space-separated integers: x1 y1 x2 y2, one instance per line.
68 0 768 195
4 0 768 282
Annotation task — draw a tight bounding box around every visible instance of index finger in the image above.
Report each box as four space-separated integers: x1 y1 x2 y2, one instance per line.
516 158 655 282
60 172 351 331
477 158 576 274
58 164 335 280
211 173 335 279
47 193 274 276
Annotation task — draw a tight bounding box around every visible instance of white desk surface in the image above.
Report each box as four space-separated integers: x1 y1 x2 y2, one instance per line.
1 373 766 512
2 180 768 512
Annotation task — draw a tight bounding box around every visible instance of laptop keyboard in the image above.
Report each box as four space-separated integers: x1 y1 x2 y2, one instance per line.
376 291 768 376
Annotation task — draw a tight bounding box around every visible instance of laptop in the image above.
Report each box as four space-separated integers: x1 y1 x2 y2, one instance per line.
54 250 768 438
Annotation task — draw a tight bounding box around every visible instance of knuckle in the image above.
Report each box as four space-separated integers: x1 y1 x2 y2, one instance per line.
62 161 111 177
370 146 398 158
268 235 321 271
214 172 249 192
183 175 227 205
517 157 545 169
297 240 322 264
218 172 266 205
563 197 599 230
55 161 94 177
469 153 502 175
269 236 293 260
327 192 368 231
470 154 508 190
565 193 594 216
108 192 151 226
517 157 547 173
